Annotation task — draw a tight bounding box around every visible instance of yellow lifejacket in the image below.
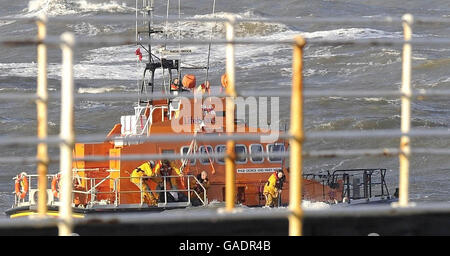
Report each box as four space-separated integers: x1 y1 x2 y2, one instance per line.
130 162 157 184
263 172 278 196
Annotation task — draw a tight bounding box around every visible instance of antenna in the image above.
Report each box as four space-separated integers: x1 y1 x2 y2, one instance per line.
177 0 182 94
205 0 217 84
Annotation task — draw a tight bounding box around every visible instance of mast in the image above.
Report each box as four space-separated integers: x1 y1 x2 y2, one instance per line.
135 0 215 105
148 0 154 64
205 0 216 84
137 0 166 104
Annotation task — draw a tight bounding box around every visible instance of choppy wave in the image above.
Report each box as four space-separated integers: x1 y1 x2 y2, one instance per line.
301 27 402 40
196 11 290 38
67 22 117 37
0 20 15 27
25 0 135 17
1 5 409 81
0 61 140 81
312 114 449 131
78 85 127 94
182 11 400 40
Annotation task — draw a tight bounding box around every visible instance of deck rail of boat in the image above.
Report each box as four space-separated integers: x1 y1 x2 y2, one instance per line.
11 173 208 209
2 13 450 235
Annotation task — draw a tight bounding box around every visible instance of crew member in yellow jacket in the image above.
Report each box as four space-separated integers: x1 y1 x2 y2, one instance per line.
263 170 285 207
130 160 160 205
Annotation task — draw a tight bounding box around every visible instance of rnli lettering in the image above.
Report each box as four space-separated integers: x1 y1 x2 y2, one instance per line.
237 168 277 174
183 117 216 125
179 240 214 254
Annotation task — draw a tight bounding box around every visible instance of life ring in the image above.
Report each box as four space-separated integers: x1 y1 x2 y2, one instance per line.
51 174 61 198
221 73 228 88
14 172 29 199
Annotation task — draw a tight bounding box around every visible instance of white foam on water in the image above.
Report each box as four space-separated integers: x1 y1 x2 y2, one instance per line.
0 20 15 27
362 97 385 102
359 97 399 104
0 41 143 80
67 22 117 37
78 85 127 94
0 61 139 81
0 62 38 78
302 200 330 210
82 45 138 64
25 0 135 17
153 12 405 71
301 27 402 40
1 7 407 81
77 100 109 109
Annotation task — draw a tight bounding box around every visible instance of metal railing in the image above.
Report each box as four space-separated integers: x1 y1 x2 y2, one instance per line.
301 169 391 204
12 173 207 209
332 169 390 203
1 13 450 236
11 174 54 208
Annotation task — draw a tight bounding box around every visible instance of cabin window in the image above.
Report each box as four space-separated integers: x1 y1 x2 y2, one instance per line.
235 144 248 164
180 146 196 165
267 143 285 163
161 149 174 154
215 145 226 164
249 144 264 163
214 145 247 164
199 145 214 165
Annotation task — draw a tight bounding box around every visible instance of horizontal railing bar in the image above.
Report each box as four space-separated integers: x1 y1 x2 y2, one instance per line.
5 36 450 48
3 15 450 25
307 129 450 139
2 129 450 146
0 133 291 146
304 148 400 157
73 151 285 162
0 136 62 146
3 89 450 101
71 129 450 141
0 156 43 164
1 147 450 164
0 93 40 101
411 148 450 155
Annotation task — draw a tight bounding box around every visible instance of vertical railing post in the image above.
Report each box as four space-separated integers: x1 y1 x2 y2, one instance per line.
399 14 413 207
289 36 306 236
187 176 191 204
225 15 236 212
36 15 49 217
58 32 75 236
164 176 168 204
140 177 143 205
90 179 94 204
